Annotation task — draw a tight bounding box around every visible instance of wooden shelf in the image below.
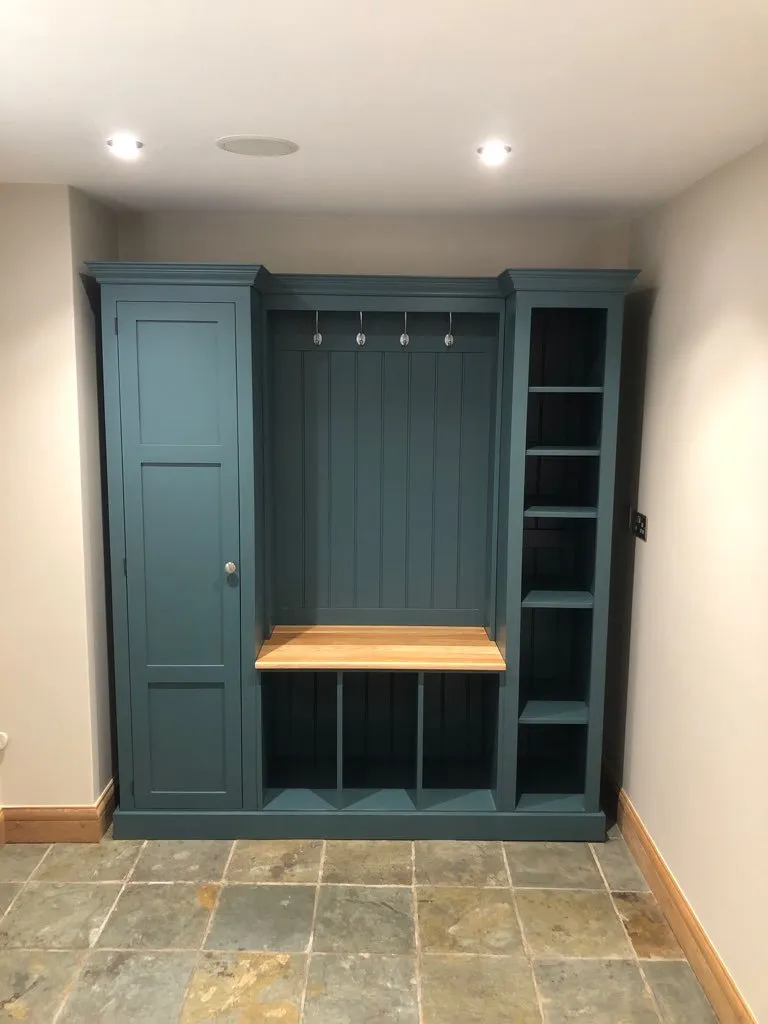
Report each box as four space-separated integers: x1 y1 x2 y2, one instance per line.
526 445 601 457
522 589 594 609
516 792 586 813
528 386 604 394
519 700 589 725
524 504 597 519
256 625 506 671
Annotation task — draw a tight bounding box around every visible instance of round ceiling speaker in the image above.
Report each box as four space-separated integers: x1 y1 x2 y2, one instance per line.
215 135 299 157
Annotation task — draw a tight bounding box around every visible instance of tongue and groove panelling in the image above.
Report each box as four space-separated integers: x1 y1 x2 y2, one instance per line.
270 311 498 625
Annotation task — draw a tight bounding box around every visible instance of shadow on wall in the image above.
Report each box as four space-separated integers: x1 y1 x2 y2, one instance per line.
82 273 120 802
603 287 655 788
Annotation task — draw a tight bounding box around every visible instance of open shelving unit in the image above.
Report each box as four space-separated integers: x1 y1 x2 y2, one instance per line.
500 288 626 819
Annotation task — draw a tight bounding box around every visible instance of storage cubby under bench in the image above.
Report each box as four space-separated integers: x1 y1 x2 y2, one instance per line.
88 262 637 841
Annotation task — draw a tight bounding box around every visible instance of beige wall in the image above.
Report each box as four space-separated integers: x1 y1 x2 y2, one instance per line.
69 189 119 796
118 209 631 273
620 141 768 1021
0 185 117 806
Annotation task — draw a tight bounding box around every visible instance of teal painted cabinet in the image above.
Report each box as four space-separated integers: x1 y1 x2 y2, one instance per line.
88 263 636 841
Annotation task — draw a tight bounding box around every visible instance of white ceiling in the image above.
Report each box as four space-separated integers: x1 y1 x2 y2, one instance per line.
1 0 768 213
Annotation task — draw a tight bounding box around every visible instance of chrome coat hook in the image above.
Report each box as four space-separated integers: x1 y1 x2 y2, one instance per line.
400 311 410 348
313 310 322 346
444 311 454 348
356 311 366 347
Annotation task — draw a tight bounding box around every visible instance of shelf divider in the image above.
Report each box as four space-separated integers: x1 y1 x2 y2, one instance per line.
524 505 597 519
516 792 586 813
522 589 594 609
526 446 601 458
528 386 604 394
336 671 344 802
518 700 589 725
416 672 424 807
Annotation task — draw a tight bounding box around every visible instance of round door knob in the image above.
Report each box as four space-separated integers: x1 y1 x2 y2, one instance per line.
224 561 237 575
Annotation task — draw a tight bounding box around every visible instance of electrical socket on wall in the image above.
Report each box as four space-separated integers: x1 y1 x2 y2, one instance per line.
631 509 648 541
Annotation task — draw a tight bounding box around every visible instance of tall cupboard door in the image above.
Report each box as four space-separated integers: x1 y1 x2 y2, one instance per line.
117 301 242 808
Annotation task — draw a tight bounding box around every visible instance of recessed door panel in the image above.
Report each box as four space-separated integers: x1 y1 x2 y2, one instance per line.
141 463 224 666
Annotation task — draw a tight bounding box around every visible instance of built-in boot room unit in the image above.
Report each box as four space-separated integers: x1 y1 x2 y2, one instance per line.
87 263 636 840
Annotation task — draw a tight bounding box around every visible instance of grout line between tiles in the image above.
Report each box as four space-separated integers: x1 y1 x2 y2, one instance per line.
297 840 326 1023
588 842 665 1022
502 843 545 1023
24 843 55 883
175 838 238 1015
2 945 667 960
0 844 54 928
411 841 424 1024
51 838 148 1024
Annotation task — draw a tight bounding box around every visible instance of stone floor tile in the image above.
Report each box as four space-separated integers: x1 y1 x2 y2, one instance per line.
0 949 83 1020
303 954 418 1024
323 840 412 885
32 840 142 882
415 840 508 886
313 885 414 954
205 884 315 952
505 841 604 889
225 839 324 883
417 887 523 955
613 891 684 959
97 882 215 950
0 882 120 949
132 839 232 882
535 958 659 1023
643 960 718 1023
421 953 540 1024
58 950 195 1023
180 951 306 1023
0 883 20 916
592 832 649 891
0 844 50 882
516 889 632 957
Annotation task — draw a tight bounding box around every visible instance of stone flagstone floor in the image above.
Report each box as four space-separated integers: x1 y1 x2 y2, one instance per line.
0 825 718 1022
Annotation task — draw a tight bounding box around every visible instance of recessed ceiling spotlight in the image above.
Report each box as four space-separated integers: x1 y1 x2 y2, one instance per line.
477 139 512 167
107 133 144 160
216 135 299 157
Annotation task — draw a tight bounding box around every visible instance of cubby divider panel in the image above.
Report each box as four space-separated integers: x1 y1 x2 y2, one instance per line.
342 672 418 792
261 672 337 802
422 672 499 791
516 724 587 811
529 308 606 388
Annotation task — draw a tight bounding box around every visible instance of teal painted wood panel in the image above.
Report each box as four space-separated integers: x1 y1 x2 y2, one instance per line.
113 805 607 841
269 311 498 624
329 354 357 607
117 300 242 809
381 353 410 609
355 354 385 607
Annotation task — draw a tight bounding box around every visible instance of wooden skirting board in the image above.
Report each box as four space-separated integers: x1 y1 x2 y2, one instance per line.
613 784 755 1023
0 779 115 844
256 625 506 672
